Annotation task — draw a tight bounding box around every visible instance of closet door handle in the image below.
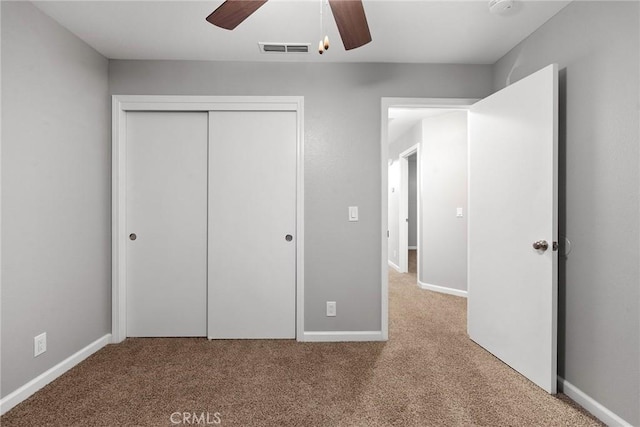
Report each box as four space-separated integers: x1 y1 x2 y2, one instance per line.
285 234 293 242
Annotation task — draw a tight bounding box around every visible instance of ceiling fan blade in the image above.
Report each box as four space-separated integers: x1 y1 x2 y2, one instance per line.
206 0 268 30
328 0 372 50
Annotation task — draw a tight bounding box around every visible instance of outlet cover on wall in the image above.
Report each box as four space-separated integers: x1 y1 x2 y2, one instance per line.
34 332 47 357
326 301 337 317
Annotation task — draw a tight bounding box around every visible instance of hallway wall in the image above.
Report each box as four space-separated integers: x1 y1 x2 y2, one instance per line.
419 112 468 292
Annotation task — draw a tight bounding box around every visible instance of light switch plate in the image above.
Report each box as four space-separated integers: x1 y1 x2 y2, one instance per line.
349 206 359 222
326 301 337 317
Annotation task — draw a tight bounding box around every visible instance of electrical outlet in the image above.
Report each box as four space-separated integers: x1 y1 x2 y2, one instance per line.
326 301 337 317
34 332 47 357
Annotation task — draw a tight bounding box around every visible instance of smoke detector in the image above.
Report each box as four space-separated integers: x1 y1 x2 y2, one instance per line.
489 0 514 14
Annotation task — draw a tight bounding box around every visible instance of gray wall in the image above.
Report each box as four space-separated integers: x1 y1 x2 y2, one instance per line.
408 155 417 248
109 60 494 332
1 1 111 398
420 112 468 292
389 121 422 160
494 1 639 424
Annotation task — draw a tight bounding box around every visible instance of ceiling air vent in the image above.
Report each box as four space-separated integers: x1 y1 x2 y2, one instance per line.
258 43 310 54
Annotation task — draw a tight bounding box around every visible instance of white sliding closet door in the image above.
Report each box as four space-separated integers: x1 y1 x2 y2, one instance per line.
126 111 208 337
208 111 297 339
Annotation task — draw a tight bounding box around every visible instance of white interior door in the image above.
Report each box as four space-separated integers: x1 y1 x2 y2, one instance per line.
208 111 297 339
468 64 558 393
126 111 208 337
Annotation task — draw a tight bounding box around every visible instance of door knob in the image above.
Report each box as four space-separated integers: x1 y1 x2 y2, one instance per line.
285 234 293 242
532 240 548 251
129 233 137 241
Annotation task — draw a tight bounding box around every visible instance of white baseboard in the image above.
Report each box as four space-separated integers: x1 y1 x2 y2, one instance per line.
418 280 467 298
558 377 632 427
0 334 111 416
408 246 417 250
302 331 385 342
388 260 402 273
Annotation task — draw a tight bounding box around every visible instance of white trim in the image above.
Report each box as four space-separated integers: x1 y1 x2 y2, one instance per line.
399 147 420 158
388 260 401 273
112 95 301 112
112 95 304 343
558 377 633 427
295 100 305 342
418 280 468 298
381 103 390 341
302 331 385 342
383 98 480 110
0 334 111 416
381 98 477 342
112 97 127 343
0 0 3 418
466 109 472 334
399 151 409 273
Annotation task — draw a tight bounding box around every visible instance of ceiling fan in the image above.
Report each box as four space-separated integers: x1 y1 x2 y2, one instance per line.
206 0 372 51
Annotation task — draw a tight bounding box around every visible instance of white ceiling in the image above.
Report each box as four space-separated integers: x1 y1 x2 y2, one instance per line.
33 0 570 64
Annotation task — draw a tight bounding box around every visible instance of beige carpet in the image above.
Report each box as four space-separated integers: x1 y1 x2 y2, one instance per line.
2 267 601 426
408 249 417 274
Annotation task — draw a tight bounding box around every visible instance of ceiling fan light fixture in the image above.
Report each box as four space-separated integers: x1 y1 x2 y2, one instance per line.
318 40 324 54
324 35 330 51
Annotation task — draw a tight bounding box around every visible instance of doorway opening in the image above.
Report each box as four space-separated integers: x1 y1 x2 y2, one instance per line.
383 100 474 308
382 64 559 394
381 98 475 340
407 152 418 275
391 145 420 278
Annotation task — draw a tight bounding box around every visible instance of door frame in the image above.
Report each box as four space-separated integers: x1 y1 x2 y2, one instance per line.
112 95 305 343
398 145 420 275
380 98 477 339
